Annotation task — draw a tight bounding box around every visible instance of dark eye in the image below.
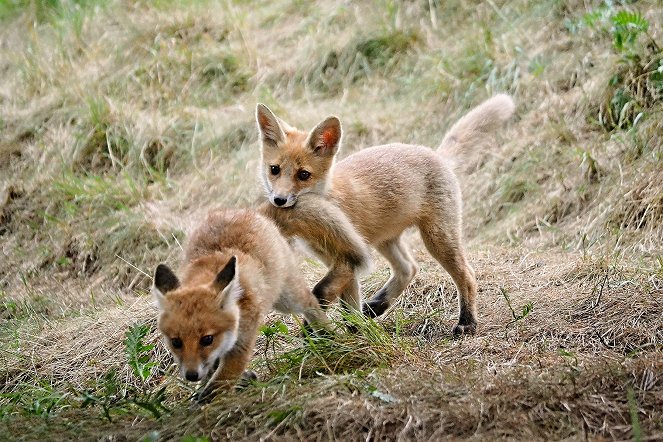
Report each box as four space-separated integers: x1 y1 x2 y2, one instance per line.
297 170 311 181
270 165 280 175
171 338 183 349
200 335 214 346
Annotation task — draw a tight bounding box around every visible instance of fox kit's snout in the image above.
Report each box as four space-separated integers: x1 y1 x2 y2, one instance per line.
256 103 342 208
153 256 242 383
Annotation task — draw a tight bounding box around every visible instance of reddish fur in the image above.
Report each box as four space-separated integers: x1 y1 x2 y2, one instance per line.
154 208 329 400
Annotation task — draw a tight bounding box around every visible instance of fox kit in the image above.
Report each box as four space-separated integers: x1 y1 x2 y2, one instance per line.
256 95 515 335
152 208 328 400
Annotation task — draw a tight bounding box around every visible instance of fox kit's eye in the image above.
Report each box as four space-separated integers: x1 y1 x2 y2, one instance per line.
200 335 214 347
171 338 183 349
297 170 311 181
270 165 280 175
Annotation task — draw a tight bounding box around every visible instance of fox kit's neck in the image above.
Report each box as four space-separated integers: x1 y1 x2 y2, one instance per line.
313 162 334 195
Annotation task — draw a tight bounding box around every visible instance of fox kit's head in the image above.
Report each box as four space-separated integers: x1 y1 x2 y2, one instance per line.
152 256 242 383
256 104 342 208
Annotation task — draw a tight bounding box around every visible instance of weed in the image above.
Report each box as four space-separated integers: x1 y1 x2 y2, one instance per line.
125 322 158 383
257 314 402 378
78 322 170 421
302 29 419 93
588 7 663 131
500 288 533 329
627 387 642 442
559 348 580 393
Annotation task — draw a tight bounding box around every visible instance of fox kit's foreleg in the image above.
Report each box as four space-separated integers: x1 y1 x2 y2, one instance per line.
197 322 260 402
276 272 332 328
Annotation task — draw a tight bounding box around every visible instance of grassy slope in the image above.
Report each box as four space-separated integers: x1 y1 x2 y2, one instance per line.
1 0 662 440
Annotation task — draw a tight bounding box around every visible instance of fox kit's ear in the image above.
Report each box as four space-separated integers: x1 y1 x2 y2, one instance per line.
256 104 285 148
213 256 243 312
153 264 179 309
308 116 341 156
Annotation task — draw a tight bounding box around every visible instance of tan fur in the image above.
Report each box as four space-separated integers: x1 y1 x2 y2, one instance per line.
153 209 328 401
258 193 373 310
256 95 515 335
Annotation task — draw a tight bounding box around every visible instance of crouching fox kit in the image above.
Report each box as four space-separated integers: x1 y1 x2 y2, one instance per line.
256 95 515 335
152 209 328 401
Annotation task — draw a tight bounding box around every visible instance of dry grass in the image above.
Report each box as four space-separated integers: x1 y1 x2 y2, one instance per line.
1 0 662 440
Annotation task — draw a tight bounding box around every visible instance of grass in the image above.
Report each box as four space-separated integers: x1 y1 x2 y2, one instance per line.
1 0 662 440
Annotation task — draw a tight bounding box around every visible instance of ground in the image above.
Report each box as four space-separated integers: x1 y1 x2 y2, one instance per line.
0 0 661 441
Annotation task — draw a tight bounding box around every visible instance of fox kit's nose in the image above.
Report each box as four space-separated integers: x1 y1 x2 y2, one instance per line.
185 370 200 382
273 197 287 206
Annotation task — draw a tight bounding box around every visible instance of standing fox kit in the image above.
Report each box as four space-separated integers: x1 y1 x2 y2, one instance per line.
152 209 328 400
256 95 515 335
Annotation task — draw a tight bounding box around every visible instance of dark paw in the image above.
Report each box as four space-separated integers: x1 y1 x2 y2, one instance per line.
301 321 334 338
362 297 389 318
452 321 477 337
195 386 216 404
236 370 257 390
301 320 315 337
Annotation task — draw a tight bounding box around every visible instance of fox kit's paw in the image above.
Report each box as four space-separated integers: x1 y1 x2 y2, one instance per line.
195 386 216 404
300 321 334 338
452 321 477 337
362 296 390 318
236 370 257 390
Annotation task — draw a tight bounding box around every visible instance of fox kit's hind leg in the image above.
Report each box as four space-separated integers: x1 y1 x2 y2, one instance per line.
418 219 478 336
363 236 418 318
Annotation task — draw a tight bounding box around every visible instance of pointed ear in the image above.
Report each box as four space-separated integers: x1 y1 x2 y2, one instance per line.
213 256 236 291
256 104 285 148
153 264 179 310
308 116 341 156
212 256 244 311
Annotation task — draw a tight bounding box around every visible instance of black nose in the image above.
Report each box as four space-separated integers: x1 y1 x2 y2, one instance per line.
274 197 287 206
185 370 199 382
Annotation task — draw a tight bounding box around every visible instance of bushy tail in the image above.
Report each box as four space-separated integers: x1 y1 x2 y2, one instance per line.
438 94 515 171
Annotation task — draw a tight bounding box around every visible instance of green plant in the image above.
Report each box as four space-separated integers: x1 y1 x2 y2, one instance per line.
627 387 643 442
0 384 69 418
587 7 662 131
257 313 401 379
500 288 533 328
125 323 157 383
78 322 169 421
610 11 653 54
559 348 580 393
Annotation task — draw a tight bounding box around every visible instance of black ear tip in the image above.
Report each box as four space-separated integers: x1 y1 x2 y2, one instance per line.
154 264 179 292
155 263 168 277
225 256 237 274
215 255 238 287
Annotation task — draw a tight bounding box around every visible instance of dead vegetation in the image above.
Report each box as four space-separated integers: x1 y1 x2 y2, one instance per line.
0 0 661 441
